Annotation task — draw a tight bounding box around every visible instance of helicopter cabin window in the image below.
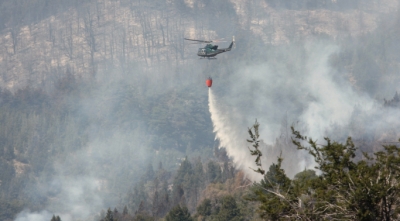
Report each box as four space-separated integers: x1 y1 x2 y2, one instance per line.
198 48 206 55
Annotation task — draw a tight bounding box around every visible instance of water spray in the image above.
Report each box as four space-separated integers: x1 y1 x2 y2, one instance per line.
208 88 263 181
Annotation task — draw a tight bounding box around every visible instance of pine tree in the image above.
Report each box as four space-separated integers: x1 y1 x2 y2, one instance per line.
143 163 155 182
206 161 221 183
151 190 160 217
159 181 171 217
165 205 193 221
123 206 128 216
50 215 61 221
196 199 212 217
292 169 317 195
193 159 205 203
172 184 185 206
128 182 149 214
214 195 243 221
174 157 193 186
133 201 154 221
135 201 147 216
113 208 119 220
246 120 265 175
248 156 294 220
221 161 232 182
104 208 113 221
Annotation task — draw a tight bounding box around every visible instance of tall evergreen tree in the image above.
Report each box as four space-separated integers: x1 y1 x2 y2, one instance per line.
248 156 294 220
193 159 205 203
50 215 61 221
158 180 171 216
174 157 193 186
103 208 114 221
221 161 233 182
133 200 154 221
165 205 193 221
128 182 149 214
172 184 185 206
143 163 155 182
113 208 119 220
214 195 243 221
196 199 212 217
122 205 128 216
151 190 160 217
206 161 221 183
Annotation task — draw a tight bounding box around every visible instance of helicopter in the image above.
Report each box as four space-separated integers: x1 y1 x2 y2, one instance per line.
184 36 235 58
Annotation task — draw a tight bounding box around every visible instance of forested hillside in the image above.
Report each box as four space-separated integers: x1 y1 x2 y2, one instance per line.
0 0 397 91
1 0 400 221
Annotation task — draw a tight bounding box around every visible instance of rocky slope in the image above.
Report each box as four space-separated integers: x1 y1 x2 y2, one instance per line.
0 0 398 91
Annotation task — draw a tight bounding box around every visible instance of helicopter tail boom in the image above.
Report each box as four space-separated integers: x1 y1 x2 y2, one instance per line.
226 36 235 51
228 42 233 50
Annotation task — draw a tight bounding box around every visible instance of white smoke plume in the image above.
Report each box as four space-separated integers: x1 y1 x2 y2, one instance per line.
14 210 53 221
12 67 154 221
208 42 400 179
14 210 72 221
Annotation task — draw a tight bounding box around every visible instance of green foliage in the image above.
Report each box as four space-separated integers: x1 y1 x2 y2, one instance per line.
221 161 234 182
196 199 212 217
171 157 208 210
206 161 222 183
292 127 400 220
193 159 206 193
247 121 400 220
101 208 114 221
246 120 265 175
248 156 296 220
50 215 62 221
195 195 244 221
127 182 149 215
172 185 185 206
133 213 155 221
213 195 243 221
165 205 193 221
292 169 317 194
174 157 194 186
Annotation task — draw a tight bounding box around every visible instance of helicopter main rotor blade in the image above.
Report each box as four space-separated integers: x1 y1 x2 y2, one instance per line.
212 38 226 42
184 38 213 43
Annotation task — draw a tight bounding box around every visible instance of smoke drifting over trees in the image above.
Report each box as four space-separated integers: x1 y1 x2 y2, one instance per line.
0 0 399 220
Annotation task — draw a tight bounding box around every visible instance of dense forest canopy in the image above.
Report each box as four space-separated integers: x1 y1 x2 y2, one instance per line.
0 0 399 220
